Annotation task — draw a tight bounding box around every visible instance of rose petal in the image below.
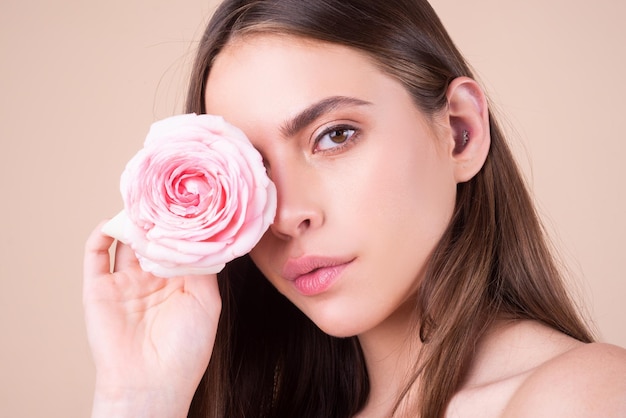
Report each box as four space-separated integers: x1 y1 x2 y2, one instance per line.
102 113 276 278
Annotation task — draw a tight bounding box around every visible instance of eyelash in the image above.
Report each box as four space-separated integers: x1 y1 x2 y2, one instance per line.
313 124 360 154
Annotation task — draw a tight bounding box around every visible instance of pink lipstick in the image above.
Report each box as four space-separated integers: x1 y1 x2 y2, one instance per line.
282 256 354 296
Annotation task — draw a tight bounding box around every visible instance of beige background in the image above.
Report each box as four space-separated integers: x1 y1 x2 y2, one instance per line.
1 0 624 416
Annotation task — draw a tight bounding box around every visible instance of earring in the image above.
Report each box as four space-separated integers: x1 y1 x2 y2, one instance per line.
462 129 469 146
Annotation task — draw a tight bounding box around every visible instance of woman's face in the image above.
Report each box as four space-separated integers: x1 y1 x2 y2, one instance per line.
205 34 458 337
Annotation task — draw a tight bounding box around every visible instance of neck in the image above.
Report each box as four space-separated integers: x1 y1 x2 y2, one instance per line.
356 300 422 417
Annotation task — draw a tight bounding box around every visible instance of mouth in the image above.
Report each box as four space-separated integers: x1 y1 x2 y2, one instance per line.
282 255 355 296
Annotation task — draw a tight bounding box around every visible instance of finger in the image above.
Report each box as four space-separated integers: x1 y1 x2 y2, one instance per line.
113 241 140 272
84 220 116 279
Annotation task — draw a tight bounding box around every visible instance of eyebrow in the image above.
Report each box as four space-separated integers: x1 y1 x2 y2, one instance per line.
280 96 372 138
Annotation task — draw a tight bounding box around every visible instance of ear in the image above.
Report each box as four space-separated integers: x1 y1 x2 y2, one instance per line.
443 77 491 183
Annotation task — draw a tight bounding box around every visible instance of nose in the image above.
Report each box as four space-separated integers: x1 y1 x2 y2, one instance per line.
268 162 324 240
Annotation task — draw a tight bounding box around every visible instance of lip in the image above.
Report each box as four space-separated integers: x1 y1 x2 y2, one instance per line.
282 255 354 296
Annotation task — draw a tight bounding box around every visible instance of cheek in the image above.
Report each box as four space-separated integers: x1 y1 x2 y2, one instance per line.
346 139 457 264
248 234 271 269
248 233 282 285
362 140 455 218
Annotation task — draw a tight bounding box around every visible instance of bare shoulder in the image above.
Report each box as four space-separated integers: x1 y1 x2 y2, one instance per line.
503 342 626 417
448 321 626 418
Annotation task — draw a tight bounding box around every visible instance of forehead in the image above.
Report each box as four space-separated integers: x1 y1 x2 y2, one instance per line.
203 34 389 134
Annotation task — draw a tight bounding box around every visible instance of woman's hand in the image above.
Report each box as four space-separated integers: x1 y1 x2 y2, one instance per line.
83 220 222 418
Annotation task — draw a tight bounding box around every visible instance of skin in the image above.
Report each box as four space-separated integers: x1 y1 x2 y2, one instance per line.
204 35 490 415
83 225 220 417
83 34 626 417
206 35 463 338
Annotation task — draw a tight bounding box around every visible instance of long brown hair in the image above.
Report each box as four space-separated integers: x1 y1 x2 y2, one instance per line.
185 1 594 417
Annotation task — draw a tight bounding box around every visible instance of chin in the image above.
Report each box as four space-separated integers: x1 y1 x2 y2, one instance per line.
318 327 360 339
308 313 370 338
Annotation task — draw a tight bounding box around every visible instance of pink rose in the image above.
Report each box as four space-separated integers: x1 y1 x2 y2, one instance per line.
102 113 276 278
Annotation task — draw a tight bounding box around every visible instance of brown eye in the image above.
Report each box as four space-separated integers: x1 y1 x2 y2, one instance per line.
329 129 350 143
316 126 357 151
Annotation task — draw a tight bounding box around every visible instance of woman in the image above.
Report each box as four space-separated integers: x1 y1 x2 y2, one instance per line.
83 0 626 417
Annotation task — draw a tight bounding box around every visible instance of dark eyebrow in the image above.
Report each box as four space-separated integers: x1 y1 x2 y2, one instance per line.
280 96 372 138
